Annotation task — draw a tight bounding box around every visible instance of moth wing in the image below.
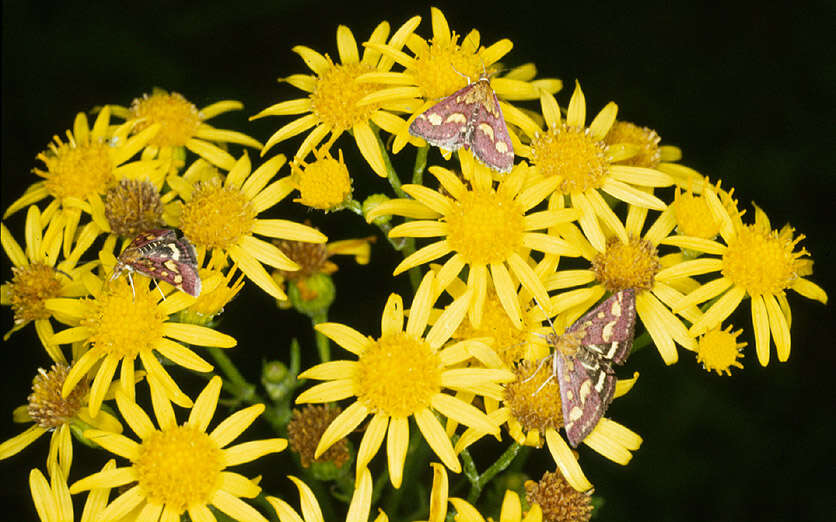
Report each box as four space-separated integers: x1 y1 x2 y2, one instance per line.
566 289 637 365
136 254 202 297
468 91 514 173
173 237 198 265
126 229 177 249
555 351 604 448
408 85 474 151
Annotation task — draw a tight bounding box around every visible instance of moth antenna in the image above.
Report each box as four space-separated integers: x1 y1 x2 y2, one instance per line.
54 268 73 280
449 62 471 84
530 295 559 337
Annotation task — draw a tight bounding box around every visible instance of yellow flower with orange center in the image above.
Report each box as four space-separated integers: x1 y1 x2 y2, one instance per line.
168 153 328 300
46 272 236 415
366 152 581 328
662 197 827 365
296 272 514 487
69 376 287 522
252 19 422 177
357 7 562 155
111 90 262 173
3 108 164 257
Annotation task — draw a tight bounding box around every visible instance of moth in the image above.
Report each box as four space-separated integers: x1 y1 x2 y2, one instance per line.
534 289 637 447
111 229 201 297
409 74 515 173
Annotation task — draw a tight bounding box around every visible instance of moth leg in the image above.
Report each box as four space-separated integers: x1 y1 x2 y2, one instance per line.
127 272 136 301
520 353 554 385
153 279 166 301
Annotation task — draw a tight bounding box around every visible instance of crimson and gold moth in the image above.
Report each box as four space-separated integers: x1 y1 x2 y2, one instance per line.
111 229 201 297
409 74 515 173
544 288 637 447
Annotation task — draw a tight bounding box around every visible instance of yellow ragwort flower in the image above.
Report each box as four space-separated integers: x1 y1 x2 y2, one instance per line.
0 364 121 463
169 152 328 300
513 82 675 253
546 200 703 364
425 462 544 522
696 323 746 376
662 197 827 365
46 272 236 414
267 470 382 522
2 206 98 361
30 456 117 522
358 7 562 155
3 107 164 257
112 89 262 173
296 272 514 487
252 18 422 177
366 152 580 328
69 376 287 522
289 147 353 211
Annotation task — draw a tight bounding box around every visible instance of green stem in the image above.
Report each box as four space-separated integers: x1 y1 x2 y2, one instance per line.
631 330 653 353
372 126 408 200
312 310 330 362
465 442 521 505
413 145 428 185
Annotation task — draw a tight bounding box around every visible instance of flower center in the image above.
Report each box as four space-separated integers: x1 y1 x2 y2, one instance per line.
673 188 720 239
287 404 350 469
445 190 525 265
38 139 115 200
526 470 594 521
605 121 661 168
455 291 528 365
81 278 166 358
131 92 201 148
291 150 352 210
9 263 64 325
696 325 745 376
354 332 442 417
531 125 609 195
592 237 661 292
133 425 224 513
27 364 88 429
505 361 564 433
104 179 164 238
310 61 381 131
178 178 256 250
721 223 803 296
410 35 483 100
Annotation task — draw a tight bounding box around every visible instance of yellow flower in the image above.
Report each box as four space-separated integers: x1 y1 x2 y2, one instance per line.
0 364 121 463
3 107 163 257
267 470 383 522
525 470 594 522
546 200 702 364
663 198 827 365
695 324 746 376
513 82 675 253
365 153 580 328
46 272 236 414
1 206 98 361
176 264 246 326
30 455 118 522
168 152 328 299
111 89 262 173
252 18 422 177
289 147 353 211
424 462 544 522
69 376 287 522
358 7 562 154
296 272 514 487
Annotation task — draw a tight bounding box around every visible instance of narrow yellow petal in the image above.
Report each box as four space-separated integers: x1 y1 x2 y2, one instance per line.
0 425 46 459
218 471 262 499
381 293 404 336
673 277 733 313
156 338 213 372
252 219 327 243
185 139 236 171
298 360 357 381
392 240 452 276
161 322 236 348
82 430 140 460
229 244 288 300
431 394 498 436
314 401 368 458
211 489 270 522
425 289 472 350
288 476 324 522
401 185 455 215
356 414 388 478
262 114 318 155
292 45 330 75
689 285 746 337
387 416 409 488
588 101 618 140
660 235 726 256
388 220 448 238
566 81 586 127
414 407 460 472
539 90 561 130
69 467 136 494
406 271 434 338
210 404 265 449
295 380 355 404
751 294 771 366
347 468 373 522
239 234 300 270
223 438 287 467
187 376 222 432
545 429 592 491
313 322 370 356
600 178 667 210
353 121 387 177
490 262 523 328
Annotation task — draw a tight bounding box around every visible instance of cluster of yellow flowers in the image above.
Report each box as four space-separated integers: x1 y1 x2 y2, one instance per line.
1 8 827 522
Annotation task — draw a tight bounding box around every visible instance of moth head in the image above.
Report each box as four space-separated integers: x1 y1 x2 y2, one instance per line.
548 327 589 357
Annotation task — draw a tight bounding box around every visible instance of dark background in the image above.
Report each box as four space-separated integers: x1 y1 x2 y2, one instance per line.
2 1 834 520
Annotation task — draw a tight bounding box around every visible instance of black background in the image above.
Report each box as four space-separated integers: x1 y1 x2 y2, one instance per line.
2 1 834 520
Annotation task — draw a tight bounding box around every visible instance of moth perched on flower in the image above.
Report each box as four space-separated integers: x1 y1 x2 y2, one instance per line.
539 288 637 447
409 73 515 173
111 229 201 297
